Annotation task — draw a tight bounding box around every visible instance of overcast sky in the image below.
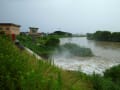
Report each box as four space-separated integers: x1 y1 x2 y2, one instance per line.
0 0 120 34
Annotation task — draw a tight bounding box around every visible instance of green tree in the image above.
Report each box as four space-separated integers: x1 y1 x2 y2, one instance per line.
87 33 94 40
94 31 111 41
45 37 60 47
111 32 120 42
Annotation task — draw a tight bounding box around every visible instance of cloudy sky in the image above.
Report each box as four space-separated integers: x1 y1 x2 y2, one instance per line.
0 0 120 33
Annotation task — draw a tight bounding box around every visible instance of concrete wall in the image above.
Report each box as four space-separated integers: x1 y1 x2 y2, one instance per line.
10 26 20 35
0 25 20 35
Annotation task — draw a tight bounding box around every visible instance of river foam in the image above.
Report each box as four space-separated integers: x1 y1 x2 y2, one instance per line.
52 37 120 75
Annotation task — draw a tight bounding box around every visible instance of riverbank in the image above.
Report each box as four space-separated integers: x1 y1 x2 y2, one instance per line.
17 35 59 59
0 35 93 90
1 35 120 90
25 47 42 60
17 35 93 59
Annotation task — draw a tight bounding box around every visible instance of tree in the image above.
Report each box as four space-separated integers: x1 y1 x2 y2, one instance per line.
45 37 60 47
86 33 94 40
94 31 111 41
111 32 120 42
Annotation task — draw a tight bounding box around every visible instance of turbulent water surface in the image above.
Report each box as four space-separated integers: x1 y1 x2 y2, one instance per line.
52 37 120 75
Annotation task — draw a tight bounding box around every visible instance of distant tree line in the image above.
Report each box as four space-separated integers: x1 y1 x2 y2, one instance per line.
87 31 120 42
49 31 72 37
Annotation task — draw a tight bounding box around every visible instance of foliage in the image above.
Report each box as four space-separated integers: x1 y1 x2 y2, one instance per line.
86 33 94 40
0 35 93 90
94 31 111 41
90 74 119 90
1 35 120 90
0 35 27 89
45 37 60 47
111 32 120 42
17 35 60 59
49 31 72 37
104 65 120 85
91 65 120 90
58 43 93 57
86 31 120 42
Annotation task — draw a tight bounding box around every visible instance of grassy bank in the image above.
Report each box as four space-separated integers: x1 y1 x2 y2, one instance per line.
0 35 93 90
17 35 60 59
17 35 93 58
1 35 120 90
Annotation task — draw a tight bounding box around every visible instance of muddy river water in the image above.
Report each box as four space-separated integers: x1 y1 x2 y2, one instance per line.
52 37 120 75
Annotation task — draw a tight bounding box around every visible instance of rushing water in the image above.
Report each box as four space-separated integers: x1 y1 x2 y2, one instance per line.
52 37 120 75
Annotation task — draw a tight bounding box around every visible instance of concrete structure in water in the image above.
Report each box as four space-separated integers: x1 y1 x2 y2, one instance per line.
0 23 21 35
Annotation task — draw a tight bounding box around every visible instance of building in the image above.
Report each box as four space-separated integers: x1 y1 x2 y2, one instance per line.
29 27 41 37
29 27 39 35
0 23 20 35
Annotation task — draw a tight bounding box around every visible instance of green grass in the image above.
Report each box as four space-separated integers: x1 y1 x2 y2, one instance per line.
1 35 120 90
17 35 59 59
17 35 93 58
0 35 93 90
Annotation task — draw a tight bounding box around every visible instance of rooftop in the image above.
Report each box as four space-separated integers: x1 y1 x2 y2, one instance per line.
0 23 21 27
29 27 39 29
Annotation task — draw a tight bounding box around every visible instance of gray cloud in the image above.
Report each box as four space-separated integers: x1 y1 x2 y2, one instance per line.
0 0 120 33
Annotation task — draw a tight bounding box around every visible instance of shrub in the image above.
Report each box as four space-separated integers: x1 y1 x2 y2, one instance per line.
0 35 94 90
87 33 94 40
0 35 63 90
45 37 60 47
0 36 27 90
17 35 60 59
111 32 120 42
94 31 111 41
58 43 93 57
91 65 120 90
91 73 119 90
87 30 120 42
104 65 120 84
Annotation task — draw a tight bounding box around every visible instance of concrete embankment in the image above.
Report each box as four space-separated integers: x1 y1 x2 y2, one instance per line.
25 47 42 60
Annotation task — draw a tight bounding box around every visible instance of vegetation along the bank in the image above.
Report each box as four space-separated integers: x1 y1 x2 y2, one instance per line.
0 35 93 90
17 34 93 59
49 31 72 37
87 31 120 42
0 35 120 90
57 43 93 57
17 34 60 59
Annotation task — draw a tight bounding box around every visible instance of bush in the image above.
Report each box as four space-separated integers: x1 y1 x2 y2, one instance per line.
90 65 120 90
45 37 60 47
58 43 93 57
87 30 120 42
104 65 120 84
0 36 27 89
87 33 94 40
111 32 120 42
0 35 93 90
17 35 60 59
0 35 62 90
91 73 119 90
94 31 111 41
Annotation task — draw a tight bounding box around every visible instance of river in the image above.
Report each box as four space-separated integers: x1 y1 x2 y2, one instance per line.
52 37 120 75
